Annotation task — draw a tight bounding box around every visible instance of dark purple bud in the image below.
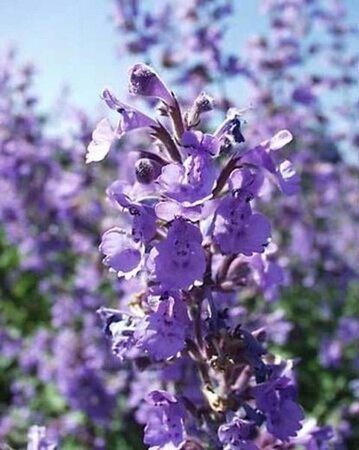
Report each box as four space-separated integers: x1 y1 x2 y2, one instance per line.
135 158 161 184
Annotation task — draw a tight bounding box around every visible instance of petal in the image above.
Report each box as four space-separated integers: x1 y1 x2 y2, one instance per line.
86 118 115 163
277 159 300 195
101 88 156 134
106 180 132 207
240 214 271 256
155 200 202 222
99 228 143 279
158 163 184 186
269 130 293 151
146 390 177 406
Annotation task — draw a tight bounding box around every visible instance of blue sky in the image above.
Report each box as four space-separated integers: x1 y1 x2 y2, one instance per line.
0 0 266 113
0 1 358 114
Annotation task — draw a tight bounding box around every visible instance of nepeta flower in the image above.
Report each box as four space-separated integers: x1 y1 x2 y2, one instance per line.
92 62 313 450
102 88 156 132
144 390 186 450
86 88 156 163
137 295 190 360
242 130 299 196
218 415 258 450
107 180 157 243
186 92 215 126
292 419 334 449
267 130 293 151
252 376 304 441
129 63 173 105
213 194 271 256
99 228 144 279
181 130 219 157
337 317 359 344
229 169 264 198
158 155 216 205
157 130 219 205
292 85 316 105
150 218 206 290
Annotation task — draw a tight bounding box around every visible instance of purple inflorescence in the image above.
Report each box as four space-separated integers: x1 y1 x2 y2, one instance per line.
92 62 332 449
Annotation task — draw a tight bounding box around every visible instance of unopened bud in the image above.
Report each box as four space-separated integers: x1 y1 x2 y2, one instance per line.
186 91 215 127
135 158 160 184
194 91 215 113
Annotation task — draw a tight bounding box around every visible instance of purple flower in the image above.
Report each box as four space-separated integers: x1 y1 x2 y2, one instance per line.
102 88 156 131
213 194 271 256
144 390 186 449
307 425 334 449
86 89 156 163
137 295 190 360
218 415 258 450
158 155 216 205
229 169 265 198
99 228 144 279
157 130 220 204
241 130 299 196
107 180 157 243
181 130 220 157
129 63 173 105
252 376 304 441
150 218 206 290
186 92 215 126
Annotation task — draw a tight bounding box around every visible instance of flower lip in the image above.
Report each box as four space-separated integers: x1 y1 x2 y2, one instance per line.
99 227 144 279
101 87 156 135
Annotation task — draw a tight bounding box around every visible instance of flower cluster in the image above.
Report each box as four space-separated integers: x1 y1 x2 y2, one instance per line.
91 63 331 449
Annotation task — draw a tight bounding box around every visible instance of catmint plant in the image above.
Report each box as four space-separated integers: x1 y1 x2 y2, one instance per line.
89 63 331 449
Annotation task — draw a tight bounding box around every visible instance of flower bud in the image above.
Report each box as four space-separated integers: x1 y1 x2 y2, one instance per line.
186 91 215 127
135 158 160 184
129 63 173 104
